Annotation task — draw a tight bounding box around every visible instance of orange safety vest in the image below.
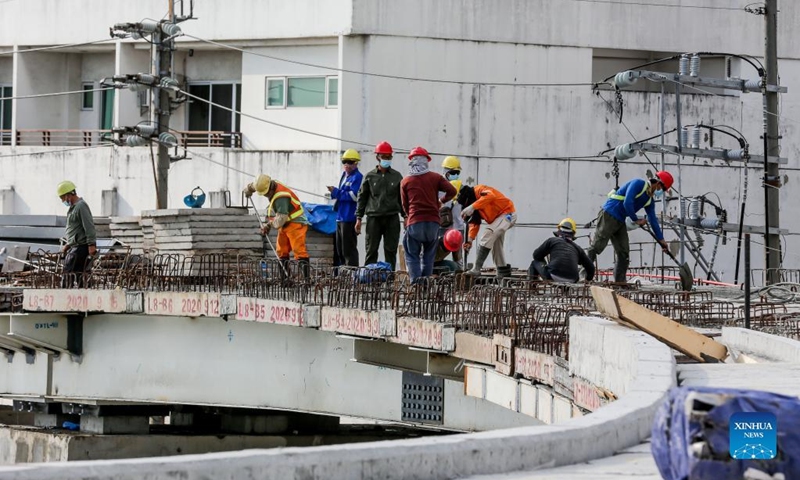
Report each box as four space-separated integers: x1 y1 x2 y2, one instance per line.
267 183 306 223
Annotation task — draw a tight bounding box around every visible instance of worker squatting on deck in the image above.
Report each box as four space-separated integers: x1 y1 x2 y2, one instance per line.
57 180 96 288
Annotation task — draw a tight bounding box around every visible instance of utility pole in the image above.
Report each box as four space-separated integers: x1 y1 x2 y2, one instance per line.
155 0 176 209
764 0 782 284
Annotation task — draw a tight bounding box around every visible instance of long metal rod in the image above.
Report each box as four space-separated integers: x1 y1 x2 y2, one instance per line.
675 80 686 265
660 82 666 285
745 233 751 329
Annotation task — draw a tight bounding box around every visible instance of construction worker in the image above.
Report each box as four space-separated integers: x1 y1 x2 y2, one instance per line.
58 181 97 288
587 171 673 283
243 174 310 278
434 229 464 273
529 218 595 283
400 146 457 282
439 156 465 269
327 149 363 267
459 184 517 278
355 141 405 270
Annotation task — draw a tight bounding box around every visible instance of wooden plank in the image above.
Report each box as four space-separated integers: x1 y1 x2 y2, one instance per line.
590 286 622 319
2 246 29 273
596 288 728 362
453 332 494 364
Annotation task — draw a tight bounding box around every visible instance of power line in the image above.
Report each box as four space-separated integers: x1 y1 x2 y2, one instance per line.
182 34 596 88
0 87 112 102
0 39 116 57
176 87 608 161
569 0 744 11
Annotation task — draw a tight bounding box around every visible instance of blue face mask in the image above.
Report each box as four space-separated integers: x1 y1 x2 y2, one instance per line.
380 160 392 169
654 189 664 200
447 173 460 181
63 200 71 207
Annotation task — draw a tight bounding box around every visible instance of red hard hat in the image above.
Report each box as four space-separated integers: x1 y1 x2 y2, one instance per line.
408 146 431 161
443 229 463 252
655 171 674 190
375 141 393 155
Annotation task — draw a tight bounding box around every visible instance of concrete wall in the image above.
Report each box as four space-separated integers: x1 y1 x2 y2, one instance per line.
0 0 353 46
0 315 676 479
722 327 800 363
240 43 339 150
78 53 115 130
14 52 81 130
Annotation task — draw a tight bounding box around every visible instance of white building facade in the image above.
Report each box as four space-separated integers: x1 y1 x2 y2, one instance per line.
0 0 798 280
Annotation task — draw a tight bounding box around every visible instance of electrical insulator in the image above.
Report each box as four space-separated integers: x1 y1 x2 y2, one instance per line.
679 127 689 148
680 197 687 218
691 126 701 148
725 56 733 79
160 77 180 90
688 198 702 220
158 132 179 148
690 54 701 77
136 125 157 137
744 79 762 92
161 22 182 37
125 135 149 147
137 74 157 85
679 54 690 76
613 71 638 89
700 218 720 229
614 143 636 160
725 149 745 160
138 19 159 34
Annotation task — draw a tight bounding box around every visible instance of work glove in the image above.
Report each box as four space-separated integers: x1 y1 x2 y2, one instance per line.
260 224 271 236
461 205 475 219
271 213 289 230
243 183 256 198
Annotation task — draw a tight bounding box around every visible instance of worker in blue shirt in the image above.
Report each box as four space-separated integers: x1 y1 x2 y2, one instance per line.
586 171 673 283
328 149 364 267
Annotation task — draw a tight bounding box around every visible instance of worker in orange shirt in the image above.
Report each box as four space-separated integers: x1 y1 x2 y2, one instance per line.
243 174 310 278
459 184 517 279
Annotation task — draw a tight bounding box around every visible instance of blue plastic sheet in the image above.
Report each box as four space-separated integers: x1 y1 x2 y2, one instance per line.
302 203 336 235
652 386 800 480
358 262 392 283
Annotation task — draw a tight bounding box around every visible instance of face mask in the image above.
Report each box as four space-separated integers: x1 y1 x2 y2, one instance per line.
447 173 460 181
380 160 392 169
63 201 71 207
654 189 664 200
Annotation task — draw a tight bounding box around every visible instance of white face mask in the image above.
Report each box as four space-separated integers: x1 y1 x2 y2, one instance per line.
63 200 71 207
654 189 664 200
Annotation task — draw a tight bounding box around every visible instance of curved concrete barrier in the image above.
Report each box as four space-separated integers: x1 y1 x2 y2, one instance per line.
0 317 675 480
723 327 800 363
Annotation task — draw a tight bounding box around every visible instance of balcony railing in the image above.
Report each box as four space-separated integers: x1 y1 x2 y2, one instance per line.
4 130 242 148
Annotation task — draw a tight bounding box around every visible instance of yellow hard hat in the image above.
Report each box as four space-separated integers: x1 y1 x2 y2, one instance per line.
57 180 77 197
442 156 461 170
254 174 272 195
341 149 361 162
558 217 577 234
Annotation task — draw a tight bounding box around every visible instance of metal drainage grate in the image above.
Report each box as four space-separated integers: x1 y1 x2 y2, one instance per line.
401 371 444 425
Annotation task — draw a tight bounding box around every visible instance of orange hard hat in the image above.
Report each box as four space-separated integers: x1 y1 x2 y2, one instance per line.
443 229 464 252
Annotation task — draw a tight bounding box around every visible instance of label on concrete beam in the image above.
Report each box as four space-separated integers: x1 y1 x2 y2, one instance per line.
572 377 603 411
23 289 126 313
514 348 555 386
492 334 514 376
235 298 303 327
320 307 381 338
144 292 226 317
126 292 144 313
390 317 454 351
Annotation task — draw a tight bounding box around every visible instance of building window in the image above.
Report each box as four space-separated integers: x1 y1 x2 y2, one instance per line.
187 82 241 132
287 77 325 107
326 76 339 108
266 77 285 108
1 85 11 146
82 83 94 110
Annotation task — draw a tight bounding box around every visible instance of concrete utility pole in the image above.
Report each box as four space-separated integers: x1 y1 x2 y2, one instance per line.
764 0 782 284
154 0 176 209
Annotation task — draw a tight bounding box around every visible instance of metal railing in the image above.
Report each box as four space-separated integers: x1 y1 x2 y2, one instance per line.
5 129 242 148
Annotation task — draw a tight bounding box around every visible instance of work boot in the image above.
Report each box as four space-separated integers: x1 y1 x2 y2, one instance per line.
613 261 628 284
467 246 491 276
298 258 311 280
279 259 290 283
497 264 512 279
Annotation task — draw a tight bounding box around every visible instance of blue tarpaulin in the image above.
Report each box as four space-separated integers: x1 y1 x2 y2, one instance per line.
302 203 336 235
652 386 800 480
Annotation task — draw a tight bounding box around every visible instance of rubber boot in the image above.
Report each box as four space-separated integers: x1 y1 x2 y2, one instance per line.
298 258 310 280
496 264 512 279
467 246 490 276
613 260 628 284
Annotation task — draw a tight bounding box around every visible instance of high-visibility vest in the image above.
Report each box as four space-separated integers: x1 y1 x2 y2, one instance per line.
268 183 305 221
608 180 651 208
